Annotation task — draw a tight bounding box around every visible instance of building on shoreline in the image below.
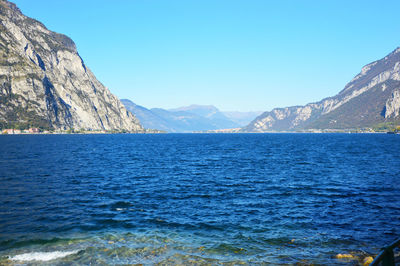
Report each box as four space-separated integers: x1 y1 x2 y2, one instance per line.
2 128 40 134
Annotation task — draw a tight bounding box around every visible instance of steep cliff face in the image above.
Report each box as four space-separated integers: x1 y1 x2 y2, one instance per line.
0 0 143 131
384 89 400 119
244 47 400 132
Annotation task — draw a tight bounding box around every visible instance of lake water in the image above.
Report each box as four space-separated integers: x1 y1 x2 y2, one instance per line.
0 133 399 265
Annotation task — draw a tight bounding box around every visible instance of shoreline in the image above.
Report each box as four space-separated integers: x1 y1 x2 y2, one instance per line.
0 131 396 135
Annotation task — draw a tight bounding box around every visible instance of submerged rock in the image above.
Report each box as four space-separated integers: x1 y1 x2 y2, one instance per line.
335 253 356 259
363 256 374 265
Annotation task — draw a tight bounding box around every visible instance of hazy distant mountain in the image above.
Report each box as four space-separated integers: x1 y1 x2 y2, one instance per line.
169 105 240 130
0 0 143 132
169 104 219 117
223 111 263 126
152 107 226 132
244 47 400 132
121 100 247 132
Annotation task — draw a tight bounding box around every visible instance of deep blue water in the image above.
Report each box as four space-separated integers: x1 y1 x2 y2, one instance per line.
0 133 399 265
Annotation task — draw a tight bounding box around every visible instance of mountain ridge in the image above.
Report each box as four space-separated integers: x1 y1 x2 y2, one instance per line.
244 47 400 132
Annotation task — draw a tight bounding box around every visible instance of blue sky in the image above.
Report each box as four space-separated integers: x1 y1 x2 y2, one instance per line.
13 0 400 112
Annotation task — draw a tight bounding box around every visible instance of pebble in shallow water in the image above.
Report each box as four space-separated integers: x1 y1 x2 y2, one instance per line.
335 253 355 259
363 256 374 265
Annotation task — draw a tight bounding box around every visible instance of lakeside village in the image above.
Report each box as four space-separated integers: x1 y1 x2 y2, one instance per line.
2 128 41 134
1 128 141 135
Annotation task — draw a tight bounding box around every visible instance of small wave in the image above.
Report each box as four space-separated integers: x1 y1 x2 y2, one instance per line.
9 250 80 262
111 201 133 209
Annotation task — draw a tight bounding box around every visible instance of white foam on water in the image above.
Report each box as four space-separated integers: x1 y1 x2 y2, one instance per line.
9 250 80 262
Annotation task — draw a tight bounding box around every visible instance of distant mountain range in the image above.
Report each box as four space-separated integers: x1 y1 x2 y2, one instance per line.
243 47 400 132
121 100 261 132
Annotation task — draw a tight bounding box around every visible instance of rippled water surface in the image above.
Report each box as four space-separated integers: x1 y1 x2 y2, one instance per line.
0 133 399 265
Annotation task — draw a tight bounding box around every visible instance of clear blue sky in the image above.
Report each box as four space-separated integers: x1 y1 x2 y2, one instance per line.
12 0 400 112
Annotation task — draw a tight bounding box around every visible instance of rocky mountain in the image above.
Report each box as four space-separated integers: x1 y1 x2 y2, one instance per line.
0 0 143 132
244 47 400 132
121 100 245 132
